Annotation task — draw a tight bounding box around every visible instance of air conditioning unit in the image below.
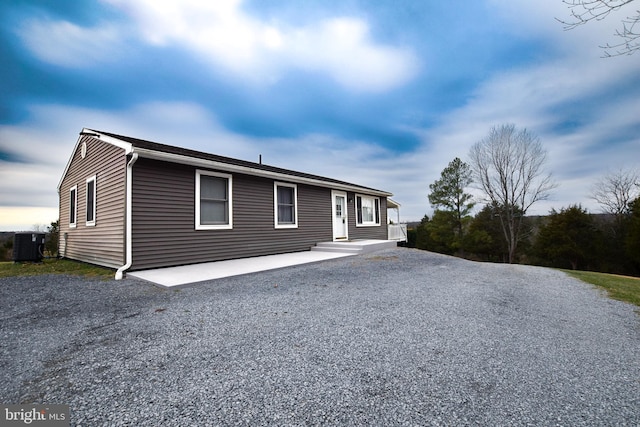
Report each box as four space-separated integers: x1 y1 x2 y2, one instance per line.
13 233 46 262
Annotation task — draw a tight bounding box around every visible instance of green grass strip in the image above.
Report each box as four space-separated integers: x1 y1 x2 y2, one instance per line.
562 269 640 308
0 258 113 279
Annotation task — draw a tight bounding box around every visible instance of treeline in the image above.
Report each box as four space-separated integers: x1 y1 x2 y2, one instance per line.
407 201 640 277
409 123 640 277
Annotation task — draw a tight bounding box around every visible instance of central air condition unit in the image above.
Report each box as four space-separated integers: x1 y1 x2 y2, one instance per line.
13 233 46 262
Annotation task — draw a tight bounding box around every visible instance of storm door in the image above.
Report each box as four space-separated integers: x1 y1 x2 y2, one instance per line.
332 191 348 240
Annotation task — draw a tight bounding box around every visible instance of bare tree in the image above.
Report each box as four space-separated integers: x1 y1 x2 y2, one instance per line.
590 167 640 215
558 0 640 57
469 124 556 263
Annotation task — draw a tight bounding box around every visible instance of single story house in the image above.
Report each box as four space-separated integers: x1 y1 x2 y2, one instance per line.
58 128 404 279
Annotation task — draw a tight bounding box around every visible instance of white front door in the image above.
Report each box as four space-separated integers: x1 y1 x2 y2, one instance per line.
332 191 348 240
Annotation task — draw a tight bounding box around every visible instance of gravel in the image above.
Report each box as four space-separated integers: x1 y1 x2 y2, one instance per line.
1 248 639 426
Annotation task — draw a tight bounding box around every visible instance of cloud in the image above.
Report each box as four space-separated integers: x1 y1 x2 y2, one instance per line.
17 18 123 67
471 2 640 183
15 0 419 90
4 0 639 229
489 0 638 57
101 0 418 91
286 17 418 92
409 6 640 217
0 101 419 228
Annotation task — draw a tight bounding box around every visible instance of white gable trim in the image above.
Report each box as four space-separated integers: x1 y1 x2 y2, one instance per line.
59 129 392 198
57 128 133 192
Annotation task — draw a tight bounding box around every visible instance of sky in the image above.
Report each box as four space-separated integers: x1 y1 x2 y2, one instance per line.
1 0 639 231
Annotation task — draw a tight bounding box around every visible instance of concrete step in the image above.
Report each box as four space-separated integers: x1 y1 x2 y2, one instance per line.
311 240 397 254
311 245 362 254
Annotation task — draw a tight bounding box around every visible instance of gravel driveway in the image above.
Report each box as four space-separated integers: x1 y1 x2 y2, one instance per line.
1 248 639 426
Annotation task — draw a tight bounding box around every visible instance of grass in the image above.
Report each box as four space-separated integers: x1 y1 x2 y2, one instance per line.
562 269 640 308
0 258 114 279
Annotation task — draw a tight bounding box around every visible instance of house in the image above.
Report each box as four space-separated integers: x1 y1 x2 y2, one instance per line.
58 128 405 279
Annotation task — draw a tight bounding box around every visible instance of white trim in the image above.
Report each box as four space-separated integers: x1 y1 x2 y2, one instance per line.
195 170 233 230
115 153 139 280
69 185 77 228
57 129 133 192
387 198 401 209
59 129 391 197
355 194 381 227
86 175 97 226
274 182 298 229
132 147 392 197
81 128 134 152
331 190 349 241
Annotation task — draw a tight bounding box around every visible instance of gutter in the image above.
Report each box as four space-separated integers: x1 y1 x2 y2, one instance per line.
133 147 393 197
115 152 139 280
79 129 392 198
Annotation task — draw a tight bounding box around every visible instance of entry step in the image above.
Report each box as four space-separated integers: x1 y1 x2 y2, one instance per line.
311 240 397 254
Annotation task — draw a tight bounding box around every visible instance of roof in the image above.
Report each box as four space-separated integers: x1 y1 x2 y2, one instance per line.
58 128 392 197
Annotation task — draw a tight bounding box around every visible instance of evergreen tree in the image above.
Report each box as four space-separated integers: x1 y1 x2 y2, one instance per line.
534 205 602 270
428 157 475 253
414 215 432 250
463 205 509 262
424 210 457 255
625 197 640 274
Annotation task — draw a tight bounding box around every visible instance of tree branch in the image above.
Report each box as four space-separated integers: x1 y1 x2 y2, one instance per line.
557 0 639 56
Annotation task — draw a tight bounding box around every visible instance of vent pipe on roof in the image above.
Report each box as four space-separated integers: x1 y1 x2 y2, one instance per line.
259 154 262 165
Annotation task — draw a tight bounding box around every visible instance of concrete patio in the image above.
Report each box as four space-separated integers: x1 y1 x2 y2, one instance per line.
128 239 397 287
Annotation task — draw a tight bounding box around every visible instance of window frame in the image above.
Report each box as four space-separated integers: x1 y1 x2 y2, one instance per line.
86 175 96 226
69 185 77 228
274 182 298 229
356 194 381 227
195 169 233 230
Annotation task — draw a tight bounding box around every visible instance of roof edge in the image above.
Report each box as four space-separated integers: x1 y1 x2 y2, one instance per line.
57 129 133 191
134 147 393 196
60 128 393 197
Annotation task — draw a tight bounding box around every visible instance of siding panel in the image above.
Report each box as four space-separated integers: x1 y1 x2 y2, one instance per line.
130 159 335 270
58 136 126 268
347 193 388 240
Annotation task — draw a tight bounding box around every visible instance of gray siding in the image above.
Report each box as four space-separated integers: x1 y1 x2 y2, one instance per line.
58 136 127 268
130 159 334 270
346 193 389 240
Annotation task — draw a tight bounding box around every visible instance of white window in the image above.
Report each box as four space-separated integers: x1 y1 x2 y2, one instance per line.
274 182 298 228
69 185 77 228
356 195 380 226
86 176 96 226
196 170 233 230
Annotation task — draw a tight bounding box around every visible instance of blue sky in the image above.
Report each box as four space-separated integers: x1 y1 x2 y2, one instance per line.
1 0 639 230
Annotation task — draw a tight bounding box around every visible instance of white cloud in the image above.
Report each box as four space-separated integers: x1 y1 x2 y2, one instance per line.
488 0 634 57
407 0 640 218
7 0 640 229
0 101 422 230
417 63 640 216
287 17 418 92
101 0 418 91
17 0 418 90
17 18 123 67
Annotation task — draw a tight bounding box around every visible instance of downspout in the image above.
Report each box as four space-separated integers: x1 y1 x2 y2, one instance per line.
115 152 139 280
